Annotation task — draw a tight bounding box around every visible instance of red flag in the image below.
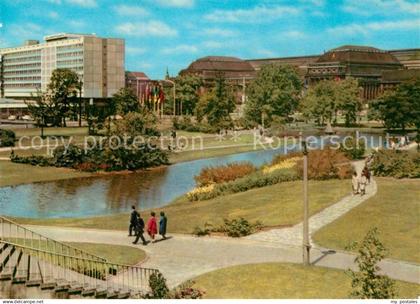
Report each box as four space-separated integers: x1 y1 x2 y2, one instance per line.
159 85 165 103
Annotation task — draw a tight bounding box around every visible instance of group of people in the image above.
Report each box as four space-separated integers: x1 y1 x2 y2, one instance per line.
128 206 167 246
352 165 371 196
389 136 410 149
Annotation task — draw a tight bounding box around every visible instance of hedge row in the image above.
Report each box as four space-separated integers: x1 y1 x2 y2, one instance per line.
11 143 169 172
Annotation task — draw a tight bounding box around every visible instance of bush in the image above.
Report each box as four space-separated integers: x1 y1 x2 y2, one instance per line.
217 218 262 237
340 135 366 160
0 129 16 147
296 148 352 180
194 162 256 186
192 225 212 237
172 116 218 133
10 153 52 166
370 150 420 178
171 281 204 299
193 218 262 238
145 272 170 299
52 145 85 168
144 272 204 299
187 184 215 201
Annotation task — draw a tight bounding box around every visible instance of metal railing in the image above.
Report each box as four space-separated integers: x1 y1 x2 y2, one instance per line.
0 216 106 262
0 240 157 298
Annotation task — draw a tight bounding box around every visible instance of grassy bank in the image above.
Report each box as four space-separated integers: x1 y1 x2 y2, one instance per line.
0 160 93 188
192 263 419 299
67 242 146 265
313 178 420 263
5 238 146 266
15 179 349 234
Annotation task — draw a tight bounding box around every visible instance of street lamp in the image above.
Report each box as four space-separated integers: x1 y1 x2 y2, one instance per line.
302 134 311 265
161 79 176 117
87 98 93 135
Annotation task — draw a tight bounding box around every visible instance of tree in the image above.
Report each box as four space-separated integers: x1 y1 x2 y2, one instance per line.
300 80 337 125
301 78 363 126
48 69 80 127
245 64 301 127
336 78 363 127
27 90 58 136
370 79 420 132
175 74 202 115
113 109 158 137
203 74 235 129
112 87 140 115
347 228 396 299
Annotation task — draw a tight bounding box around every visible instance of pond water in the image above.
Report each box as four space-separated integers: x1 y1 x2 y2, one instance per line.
0 133 383 219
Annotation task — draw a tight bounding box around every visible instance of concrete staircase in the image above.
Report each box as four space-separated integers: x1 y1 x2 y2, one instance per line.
0 216 158 299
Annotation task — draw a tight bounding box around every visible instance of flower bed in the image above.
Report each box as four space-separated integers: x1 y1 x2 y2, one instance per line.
262 156 301 174
194 162 256 186
188 168 299 201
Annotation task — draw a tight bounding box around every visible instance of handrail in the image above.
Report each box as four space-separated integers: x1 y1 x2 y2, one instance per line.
0 216 106 262
0 239 158 296
1 239 156 272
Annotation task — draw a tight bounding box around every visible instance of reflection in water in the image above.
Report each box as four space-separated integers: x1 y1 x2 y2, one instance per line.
0 134 382 219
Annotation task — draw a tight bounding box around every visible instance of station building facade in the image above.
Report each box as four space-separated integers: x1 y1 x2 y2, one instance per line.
180 45 419 102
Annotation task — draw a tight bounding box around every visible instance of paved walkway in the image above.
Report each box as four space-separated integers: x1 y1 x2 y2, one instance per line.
27 224 419 288
22 161 420 288
246 161 377 246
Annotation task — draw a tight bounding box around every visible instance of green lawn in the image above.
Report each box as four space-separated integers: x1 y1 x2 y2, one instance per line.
192 263 420 299
13 127 89 138
0 160 93 188
15 179 350 234
313 178 420 263
4 238 146 266
67 242 146 265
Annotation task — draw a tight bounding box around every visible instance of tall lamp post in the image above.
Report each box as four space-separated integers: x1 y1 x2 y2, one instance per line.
302 135 311 265
87 98 93 135
161 79 176 117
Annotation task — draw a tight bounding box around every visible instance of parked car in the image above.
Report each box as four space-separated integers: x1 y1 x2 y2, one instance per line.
8 115 17 121
22 115 32 121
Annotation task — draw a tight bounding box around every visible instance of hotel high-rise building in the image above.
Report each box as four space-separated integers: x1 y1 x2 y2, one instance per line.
0 33 125 99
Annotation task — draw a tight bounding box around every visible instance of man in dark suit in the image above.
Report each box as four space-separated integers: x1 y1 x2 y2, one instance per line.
133 213 147 245
128 205 139 236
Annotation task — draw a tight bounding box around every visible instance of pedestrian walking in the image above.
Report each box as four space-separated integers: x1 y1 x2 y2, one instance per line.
159 212 168 240
352 171 359 195
128 205 139 237
359 174 367 196
133 213 147 245
147 212 158 242
362 166 371 184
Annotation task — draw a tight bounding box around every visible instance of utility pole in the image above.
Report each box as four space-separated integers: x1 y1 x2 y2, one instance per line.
302 136 310 265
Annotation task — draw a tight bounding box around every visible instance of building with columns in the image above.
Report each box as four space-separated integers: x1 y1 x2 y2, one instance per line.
180 45 419 102
305 45 404 100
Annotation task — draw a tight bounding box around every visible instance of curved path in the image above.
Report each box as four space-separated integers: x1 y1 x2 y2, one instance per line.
245 161 376 246
26 225 419 288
